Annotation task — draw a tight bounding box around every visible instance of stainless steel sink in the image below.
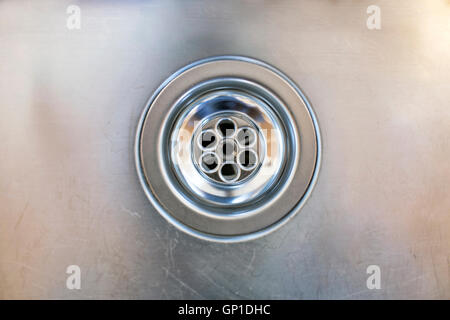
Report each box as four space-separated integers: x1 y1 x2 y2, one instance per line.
0 0 449 299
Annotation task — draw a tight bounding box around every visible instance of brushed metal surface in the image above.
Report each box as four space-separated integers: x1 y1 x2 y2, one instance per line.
0 0 449 299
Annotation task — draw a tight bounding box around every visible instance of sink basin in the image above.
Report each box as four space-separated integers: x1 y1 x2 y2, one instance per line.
0 0 449 299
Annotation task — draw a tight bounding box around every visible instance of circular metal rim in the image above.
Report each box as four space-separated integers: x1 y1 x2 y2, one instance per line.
135 55 322 243
165 78 292 213
171 85 284 202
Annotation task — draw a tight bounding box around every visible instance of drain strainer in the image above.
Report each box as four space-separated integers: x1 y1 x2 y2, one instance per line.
135 56 321 242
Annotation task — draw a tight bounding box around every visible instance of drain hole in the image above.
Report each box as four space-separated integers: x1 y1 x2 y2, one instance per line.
204 158 218 171
200 153 219 173
238 150 258 170
199 130 217 149
217 119 236 137
220 163 240 182
237 127 256 147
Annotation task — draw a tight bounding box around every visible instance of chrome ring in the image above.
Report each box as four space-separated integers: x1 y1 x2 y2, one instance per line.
136 56 321 242
171 87 283 204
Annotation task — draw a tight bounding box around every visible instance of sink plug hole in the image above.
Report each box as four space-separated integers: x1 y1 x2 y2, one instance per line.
220 163 240 182
238 150 258 170
237 127 256 147
200 153 219 173
217 119 236 137
199 130 217 149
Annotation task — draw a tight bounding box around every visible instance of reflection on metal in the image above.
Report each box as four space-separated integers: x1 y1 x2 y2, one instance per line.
136 56 321 242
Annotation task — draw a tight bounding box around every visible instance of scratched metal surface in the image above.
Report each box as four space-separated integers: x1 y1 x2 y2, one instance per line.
0 0 449 299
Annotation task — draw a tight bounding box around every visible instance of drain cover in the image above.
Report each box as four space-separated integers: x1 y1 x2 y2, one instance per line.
135 56 321 242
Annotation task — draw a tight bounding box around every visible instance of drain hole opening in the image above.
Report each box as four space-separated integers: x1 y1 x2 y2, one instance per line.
200 153 219 173
217 119 236 137
238 150 258 170
220 163 239 182
237 127 256 147
199 130 217 149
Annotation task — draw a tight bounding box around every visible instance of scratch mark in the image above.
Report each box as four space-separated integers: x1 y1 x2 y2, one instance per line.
168 238 177 269
14 201 29 230
200 271 247 299
161 267 204 299
340 288 369 299
245 249 256 274
120 206 142 218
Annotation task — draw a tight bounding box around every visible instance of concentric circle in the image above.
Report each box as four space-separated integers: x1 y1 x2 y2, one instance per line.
190 110 268 186
135 56 321 242
171 86 283 206
218 161 241 183
199 152 220 174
